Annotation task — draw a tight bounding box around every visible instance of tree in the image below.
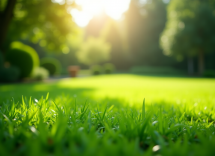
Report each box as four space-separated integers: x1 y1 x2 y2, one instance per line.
125 0 171 66
0 0 17 50
84 12 109 39
76 37 111 66
101 20 127 69
0 0 77 54
160 0 215 75
125 0 143 65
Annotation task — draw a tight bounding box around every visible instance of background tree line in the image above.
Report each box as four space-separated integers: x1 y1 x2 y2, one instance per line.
84 0 215 75
1 0 215 81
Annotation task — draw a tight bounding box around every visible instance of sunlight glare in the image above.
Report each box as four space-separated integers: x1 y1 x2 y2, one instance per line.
71 9 93 27
71 0 131 27
104 0 130 20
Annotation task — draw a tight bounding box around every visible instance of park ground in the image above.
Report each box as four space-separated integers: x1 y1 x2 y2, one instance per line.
0 74 215 155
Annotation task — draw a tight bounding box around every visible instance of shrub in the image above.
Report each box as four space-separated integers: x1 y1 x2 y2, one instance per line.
104 63 115 74
31 67 49 81
203 70 215 77
40 58 61 76
91 65 102 75
5 42 39 78
0 66 20 82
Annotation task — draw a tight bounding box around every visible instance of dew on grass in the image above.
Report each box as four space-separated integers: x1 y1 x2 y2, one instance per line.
34 99 38 103
30 126 37 133
152 121 158 126
152 145 160 152
147 137 151 140
1 75 215 155
78 127 84 131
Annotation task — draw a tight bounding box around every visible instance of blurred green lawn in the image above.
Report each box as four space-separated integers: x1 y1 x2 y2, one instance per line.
1 74 215 108
1 74 215 155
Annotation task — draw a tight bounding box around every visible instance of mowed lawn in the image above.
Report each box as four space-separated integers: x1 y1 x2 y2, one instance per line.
1 74 215 107
1 74 215 156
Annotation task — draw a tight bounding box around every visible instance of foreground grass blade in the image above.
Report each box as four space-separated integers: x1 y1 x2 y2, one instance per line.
142 98 145 121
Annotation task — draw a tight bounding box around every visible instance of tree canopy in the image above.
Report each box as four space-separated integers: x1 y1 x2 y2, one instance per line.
0 0 78 53
101 20 126 69
125 0 170 66
160 0 215 74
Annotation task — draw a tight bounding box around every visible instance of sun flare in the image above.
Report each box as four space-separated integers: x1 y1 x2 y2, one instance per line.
71 0 131 27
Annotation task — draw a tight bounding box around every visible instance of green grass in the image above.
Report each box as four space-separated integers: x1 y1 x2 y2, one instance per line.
0 74 215 155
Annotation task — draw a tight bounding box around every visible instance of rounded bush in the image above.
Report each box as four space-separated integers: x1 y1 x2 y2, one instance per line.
104 63 115 74
40 58 61 76
91 65 102 75
6 42 39 78
32 67 49 81
0 66 20 82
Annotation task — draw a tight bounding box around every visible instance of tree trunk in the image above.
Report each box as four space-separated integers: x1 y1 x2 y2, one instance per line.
198 49 204 75
0 0 17 53
187 57 194 75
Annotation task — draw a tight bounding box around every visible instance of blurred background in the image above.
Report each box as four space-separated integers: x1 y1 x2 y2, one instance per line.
1 0 215 83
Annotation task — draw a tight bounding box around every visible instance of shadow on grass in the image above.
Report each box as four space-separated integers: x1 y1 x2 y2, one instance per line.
0 82 94 105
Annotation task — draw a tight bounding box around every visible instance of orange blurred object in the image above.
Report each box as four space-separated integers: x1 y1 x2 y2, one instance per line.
68 66 80 77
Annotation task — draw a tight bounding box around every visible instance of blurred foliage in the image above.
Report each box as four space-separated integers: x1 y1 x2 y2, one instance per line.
130 66 186 76
125 0 173 66
40 57 61 76
80 0 188 72
77 37 111 65
0 0 79 53
5 41 39 78
160 0 215 74
22 36 84 75
101 20 128 70
203 70 215 78
31 66 49 81
91 65 102 75
85 14 130 70
0 0 7 11
104 63 115 74
85 13 109 38
0 51 3 67
1 0 215 75
0 66 20 82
